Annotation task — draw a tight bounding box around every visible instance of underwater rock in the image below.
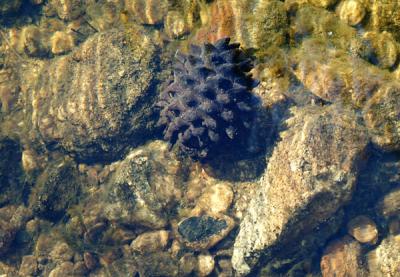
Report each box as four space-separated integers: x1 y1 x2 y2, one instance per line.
369 1 400 41
179 253 197 276
49 0 85 21
347 215 378 244
217 258 233 276
362 31 398 70
130 230 169 254
158 37 258 160
49 242 74 263
336 0 366 26
17 25 49 57
97 141 182 229
125 0 169 25
164 10 191 39
177 214 235 250
19 255 38 276
20 27 158 162
289 4 366 51
232 105 368 275
50 31 75 55
292 37 395 107
22 149 44 173
363 82 400 151
48 261 75 277
193 183 234 215
86 1 122 32
367 235 400 277
247 0 288 50
0 262 18 276
320 235 366 277
194 0 287 50
0 0 22 15
197 254 215 276
309 0 338 8
376 187 400 219
0 68 20 113
134 252 179 277
0 205 32 255
29 158 81 220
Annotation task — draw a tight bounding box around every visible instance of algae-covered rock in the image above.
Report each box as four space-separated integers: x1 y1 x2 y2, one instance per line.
29 158 81 220
48 0 85 21
0 68 20 113
369 1 400 41
125 0 169 25
21 27 159 162
309 0 338 8
336 0 366 26
290 5 357 49
248 0 288 50
194 0 287 51
362 31 398 70
82 141 182 229
103 141 181 228
291 38 394 106
17 25 50 57
0 205 32 255
364 82 400 151
232 105 368 275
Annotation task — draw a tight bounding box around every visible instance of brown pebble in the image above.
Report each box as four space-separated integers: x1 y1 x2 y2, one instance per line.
347 215 378 244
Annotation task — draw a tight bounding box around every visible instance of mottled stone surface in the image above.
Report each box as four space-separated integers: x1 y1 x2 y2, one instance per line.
347 215 378 244
368 235 400 277
0 0 399 276
0 205 32 255
20 27 159 162
194 0 287 51
232 105 368 275
130 230 169 254
320 236 366 277
29 158 81 220
337 0 366 26
84 141 182 229
376 187 400 219
369 0 400 41
364 82 400 151
178 214 235 250
193 183 234 215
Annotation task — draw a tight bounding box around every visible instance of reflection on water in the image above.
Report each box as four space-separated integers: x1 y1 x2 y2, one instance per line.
0 0 399 276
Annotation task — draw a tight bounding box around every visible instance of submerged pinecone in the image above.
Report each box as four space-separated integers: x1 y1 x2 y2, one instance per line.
157 37 258 160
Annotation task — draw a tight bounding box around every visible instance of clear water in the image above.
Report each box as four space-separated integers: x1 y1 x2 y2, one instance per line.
0 0 399 276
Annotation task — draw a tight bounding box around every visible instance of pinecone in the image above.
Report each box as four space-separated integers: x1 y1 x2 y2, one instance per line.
157 37 258 160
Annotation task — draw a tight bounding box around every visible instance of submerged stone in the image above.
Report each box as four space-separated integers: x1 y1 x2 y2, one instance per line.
20 27 159 162
232 105 368 275
29 158 81 221
178 216 228 243
177 214 235 250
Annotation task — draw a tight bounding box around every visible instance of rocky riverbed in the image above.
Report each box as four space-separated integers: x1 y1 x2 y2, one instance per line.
0 0 399 276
